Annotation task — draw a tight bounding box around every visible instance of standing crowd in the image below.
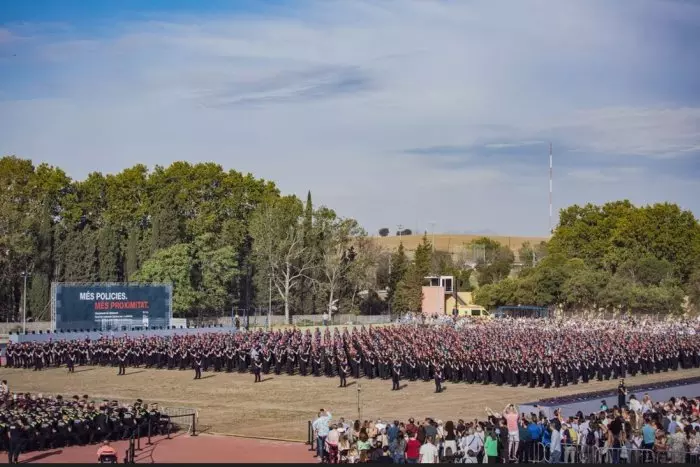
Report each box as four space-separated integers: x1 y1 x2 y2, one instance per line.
311 391 700 464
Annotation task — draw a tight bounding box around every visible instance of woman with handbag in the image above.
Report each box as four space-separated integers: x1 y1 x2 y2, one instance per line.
459 428 481 464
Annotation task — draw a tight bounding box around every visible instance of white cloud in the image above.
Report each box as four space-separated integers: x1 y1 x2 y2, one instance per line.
0 0 699 236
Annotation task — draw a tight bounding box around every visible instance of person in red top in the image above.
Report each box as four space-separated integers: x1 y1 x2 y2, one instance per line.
97 441 117 463
405 432 421 464
405 418 418 437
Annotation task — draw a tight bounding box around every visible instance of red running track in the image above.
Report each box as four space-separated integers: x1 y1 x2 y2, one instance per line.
0 434 316 464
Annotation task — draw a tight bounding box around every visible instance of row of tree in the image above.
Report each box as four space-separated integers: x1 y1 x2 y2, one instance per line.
2 156 699 322
0 157 387 323
473 201 700 314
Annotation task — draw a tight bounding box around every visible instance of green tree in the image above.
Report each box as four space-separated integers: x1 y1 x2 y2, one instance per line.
151 195 181 253
394 235 432 312
297 191 315 314
125 228 140 282
316 211 363 318
518 241 548 268
561 266 610 310
249 196 309 324
194 234 240 312
469 237 514 286
97 224 122 282
133 243 198 316
62 229 98 282
28 204 53 319
387 243 408 309
687 267 700 312
617 256 673 286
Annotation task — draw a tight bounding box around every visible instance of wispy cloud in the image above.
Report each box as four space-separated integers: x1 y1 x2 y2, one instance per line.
0 0 698 236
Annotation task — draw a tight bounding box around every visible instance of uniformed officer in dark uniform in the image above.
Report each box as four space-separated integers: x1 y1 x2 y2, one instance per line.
253 356 262 383
391 360 401 391
117 350 127 376
7 419 24 463
67 350 76 373
433 362 443 393
194 353 203 380
339 359 349 388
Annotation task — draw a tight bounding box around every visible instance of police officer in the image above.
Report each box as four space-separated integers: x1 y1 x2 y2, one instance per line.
253 356 262 383
7 419 23 463
117 350 126 376
339 360 349 388
433 362 443 393
67 350 76 373
391 361 401 391
194 353 203 380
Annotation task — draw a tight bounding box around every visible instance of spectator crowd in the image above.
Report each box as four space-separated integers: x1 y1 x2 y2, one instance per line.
311 392 700 464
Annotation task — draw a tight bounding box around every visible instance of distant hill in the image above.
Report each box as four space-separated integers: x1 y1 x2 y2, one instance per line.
373 233 549 256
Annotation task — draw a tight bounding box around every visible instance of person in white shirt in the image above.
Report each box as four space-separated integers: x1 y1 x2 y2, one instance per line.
460 428 481 464
549 424 562 463
419 436 439 463
629 395 642 413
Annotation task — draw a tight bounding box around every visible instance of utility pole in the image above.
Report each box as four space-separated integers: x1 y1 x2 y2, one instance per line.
549 142 553 236
267 271 272 330
357 383 362 421
428 221 436 252
21 271 30 334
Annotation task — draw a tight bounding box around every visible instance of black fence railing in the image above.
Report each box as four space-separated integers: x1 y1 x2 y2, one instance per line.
121 413 197 463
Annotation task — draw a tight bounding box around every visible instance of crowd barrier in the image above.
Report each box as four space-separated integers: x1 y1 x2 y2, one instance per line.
521 442 659 464
123 411 198 463
0 408 197 463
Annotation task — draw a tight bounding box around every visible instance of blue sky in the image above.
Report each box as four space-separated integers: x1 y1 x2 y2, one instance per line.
1 0 699 237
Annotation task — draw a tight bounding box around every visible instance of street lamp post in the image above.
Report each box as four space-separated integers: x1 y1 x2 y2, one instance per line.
267 270 272 331
21 271 31 334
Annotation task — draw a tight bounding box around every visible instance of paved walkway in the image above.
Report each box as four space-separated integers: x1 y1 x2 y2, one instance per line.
0 434 315 464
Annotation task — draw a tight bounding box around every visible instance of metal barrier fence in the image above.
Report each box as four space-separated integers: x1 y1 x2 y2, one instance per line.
303 433 678 465
520 442 658 464
123 412 197 463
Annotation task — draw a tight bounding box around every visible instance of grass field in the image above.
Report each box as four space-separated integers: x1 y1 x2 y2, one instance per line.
374 234 549 255
4 365 700 442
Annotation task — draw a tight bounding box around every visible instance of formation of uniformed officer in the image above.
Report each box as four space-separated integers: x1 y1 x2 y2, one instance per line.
0 393 167 458
4 319 700 391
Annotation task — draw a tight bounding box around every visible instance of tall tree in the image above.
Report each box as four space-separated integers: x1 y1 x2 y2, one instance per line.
125 228 140 282
97 224 122 282
470 237 514 286
518 241 548 268
688 266 700 312
387 243 408 310
316 212 364 318
394 235 432 312
62 229 99 282
249 196 312 324
151 195 181 254
28 204 53 319
298 191 315 314
133 243 198 315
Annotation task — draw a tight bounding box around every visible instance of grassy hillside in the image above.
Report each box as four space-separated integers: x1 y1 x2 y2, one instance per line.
373 233 549 256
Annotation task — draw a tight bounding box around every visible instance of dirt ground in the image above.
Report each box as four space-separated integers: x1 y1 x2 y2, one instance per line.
3 365 700 442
